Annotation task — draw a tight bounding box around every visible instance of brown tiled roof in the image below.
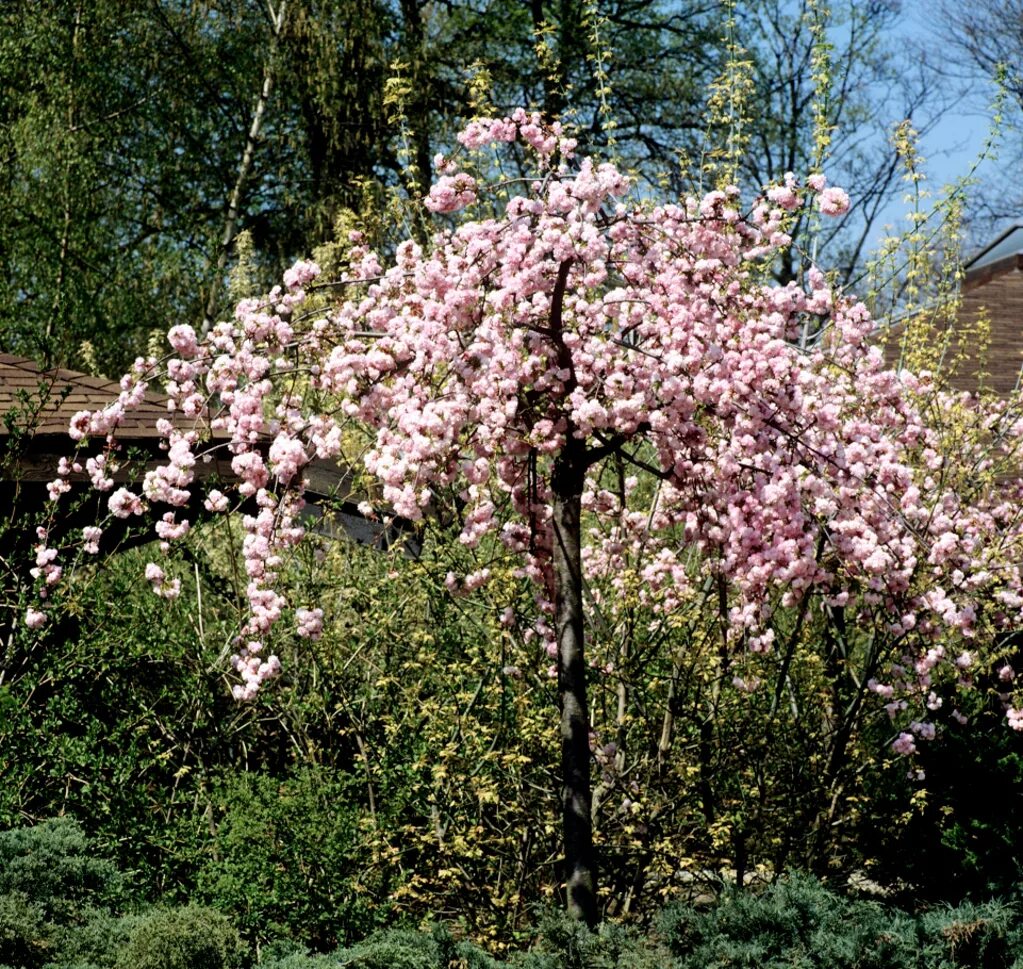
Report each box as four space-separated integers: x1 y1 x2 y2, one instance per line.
0 355 413 549
0 353 172 439
0 353 357 497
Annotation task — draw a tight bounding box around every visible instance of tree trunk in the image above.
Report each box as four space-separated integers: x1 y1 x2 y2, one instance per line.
552 442 597 926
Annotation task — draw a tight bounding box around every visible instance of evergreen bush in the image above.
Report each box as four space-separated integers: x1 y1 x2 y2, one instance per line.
506 909 667 968
917 900 1015 968
0 891 49 969
334 927 445 969
46 909 130 969
257 943 333 969
193 767 384 951
114 906 244 969
660 873 919 969
0 818 130 969
0 818 124 923
332 925 497 969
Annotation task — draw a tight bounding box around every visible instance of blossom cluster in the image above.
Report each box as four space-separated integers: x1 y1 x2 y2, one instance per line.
27 111 1023 739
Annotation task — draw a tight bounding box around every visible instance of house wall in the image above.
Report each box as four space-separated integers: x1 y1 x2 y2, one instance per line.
958 259 1023 398
875 258 1023 398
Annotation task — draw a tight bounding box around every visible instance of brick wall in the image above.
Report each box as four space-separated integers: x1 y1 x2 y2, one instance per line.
957 258 1023 397
876 257 1023 397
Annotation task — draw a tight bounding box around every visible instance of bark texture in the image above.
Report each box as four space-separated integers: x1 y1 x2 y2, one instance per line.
552 442 597 927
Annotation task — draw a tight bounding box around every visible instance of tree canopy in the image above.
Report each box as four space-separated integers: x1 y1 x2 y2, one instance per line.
0 0 944 372
30 112 1023 925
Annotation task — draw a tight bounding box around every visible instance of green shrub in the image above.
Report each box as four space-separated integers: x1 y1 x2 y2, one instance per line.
0 821 248 969
0 818 130 969
917 900 1015 969
0 546 250 907
334 927 444 969
0 891 49 969
46 909 130 969
259 953 333 969
257 940 333 969
660 873 918 969
506 909 667 969
0 818 124 924
114 906 244 969
193 767 384 951
333 925 496 969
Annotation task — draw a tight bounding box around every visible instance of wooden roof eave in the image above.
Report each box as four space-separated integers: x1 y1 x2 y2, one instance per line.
0 353 416 555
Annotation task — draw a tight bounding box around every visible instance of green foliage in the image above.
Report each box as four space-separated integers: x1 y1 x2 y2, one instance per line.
256 940 333 969
658 873 1023 969
859 698 1023 903
0 891 49 969
192 768 386 951
114 906 244 969
0 0 719 369
47 910 130 969
917 900 1015 969
334 925 498 969
0 818 128 969
0 548 246 900
4 820 1023 969
258 954 332 969
661 874 919 968
335 928 446 969
303 889 1023 969
0 0 394 368
0 818 124 925
0 820 246 969
507 910 668 968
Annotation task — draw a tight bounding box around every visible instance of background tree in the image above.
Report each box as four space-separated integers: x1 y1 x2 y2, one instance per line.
937 0 1023 238
0 1 397 371
0 0 717 372
719 0 946 286
0 0 944 373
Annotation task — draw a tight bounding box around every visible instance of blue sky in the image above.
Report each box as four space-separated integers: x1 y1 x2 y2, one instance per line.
868 0 1009 255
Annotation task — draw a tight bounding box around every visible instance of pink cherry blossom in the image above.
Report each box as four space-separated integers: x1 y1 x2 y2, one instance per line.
108 487 144 519
24 608 47 630
424 173 478 213
39 111 1023 760
204 490 229 513
892 732 917 755
167 324 199 358
82 526 102 555
295 607 324 639
283 259 321 290
47 478 71 501
818 186 850 216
